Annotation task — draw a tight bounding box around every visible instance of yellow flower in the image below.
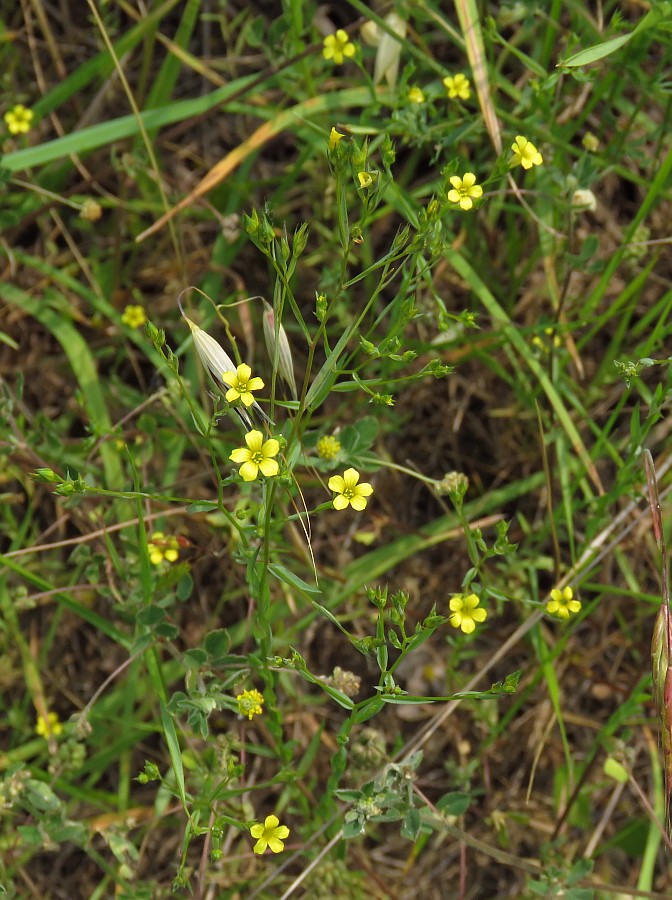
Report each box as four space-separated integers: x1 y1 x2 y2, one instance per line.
236 689 264 720
357 171 374 189
121 304 147 329
181 312 269 426
443 73 471 100
222 363 265 408
407 86 425 104
582 132 599 152
328 468 373 511
447 173 483 211
230 430 280 482
36 711 63 737
148 531 180 565
250 814 290 854
510 135 543 170
316 435 341 460
328 127 345 150
546 586 581 620
449 594 487 634
80 199 102 222
4 104 34 135
322 29 356 65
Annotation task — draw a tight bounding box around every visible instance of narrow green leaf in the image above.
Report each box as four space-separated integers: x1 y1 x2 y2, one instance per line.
160 701 188 811
561 33 633 67
268 562 322 595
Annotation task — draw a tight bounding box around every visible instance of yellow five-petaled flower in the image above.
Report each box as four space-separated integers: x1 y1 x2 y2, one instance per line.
148 531 180 565
328 468 373 511
36 711 63 737
323 29 356 65
546 586 581 620
222 363 265 408
449 593 488 634
236 689 264 720
510 135 543 170
443 73 471 100
121 304 147 329
250 814 290 854
230 430 280 482
447 173 483 211
4 104 34 135
407 86 425 104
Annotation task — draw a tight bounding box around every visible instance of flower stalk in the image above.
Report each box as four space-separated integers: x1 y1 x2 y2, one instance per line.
646 450 672 829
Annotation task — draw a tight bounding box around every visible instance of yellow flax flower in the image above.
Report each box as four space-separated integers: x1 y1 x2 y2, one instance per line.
546 586 581 620
357 171 374 189
328 127 345 150
449 593 487 634
36 711 63 737
510 135 543 170
250 815 290 854
328 468 373 511
236 689 264 720
447 173 483 211
4 104 34 134
222 363 265 408
181 311 269 426
230 430 280 482
443 73 471 100
148 531 180 565
407 86 425 104
121 305 147 329
322 29 356 65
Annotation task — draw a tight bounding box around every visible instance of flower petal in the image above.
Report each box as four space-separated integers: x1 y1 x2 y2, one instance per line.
250 824 264 839
355 482 373 496
239 461 259 482
247 377 265 391
267 837 285 853
237 363 252 381
230 448 251 463
349 495 368 511
328 475 346 493
333 494 350 510
258 458 279 477
261 439 280 457
461 617 475 634
245 430 264 450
